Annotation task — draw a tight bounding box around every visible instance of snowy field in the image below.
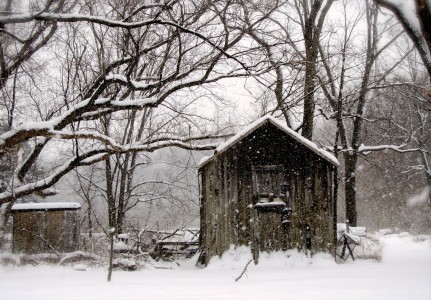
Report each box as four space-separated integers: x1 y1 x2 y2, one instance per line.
1 233 430 300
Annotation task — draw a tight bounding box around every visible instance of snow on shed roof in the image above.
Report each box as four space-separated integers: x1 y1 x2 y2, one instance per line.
198 115 338 168
11 202 81 211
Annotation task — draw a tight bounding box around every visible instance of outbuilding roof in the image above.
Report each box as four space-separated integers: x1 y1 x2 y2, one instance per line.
11 202 81 211
198 115 339 168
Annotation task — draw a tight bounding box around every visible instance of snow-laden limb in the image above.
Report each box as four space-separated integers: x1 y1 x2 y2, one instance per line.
48 130 122 150
138 195 169 203
0 1 268 210
0 150 105 205
0 12 247 69
358 143 426 154
0 12 156 26
0 96 158 152
130 180 196 194
0 138 218 205
324 143 426 155
0 66 237 154
374 0 431 78
143 133 234 145
105 74 151 90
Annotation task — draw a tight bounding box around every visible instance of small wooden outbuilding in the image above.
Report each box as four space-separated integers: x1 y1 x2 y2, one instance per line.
197 116 338 265
11 202 81 254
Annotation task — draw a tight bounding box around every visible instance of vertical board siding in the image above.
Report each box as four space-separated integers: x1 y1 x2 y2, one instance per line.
12 209 80 254
199 122 337 265
13 211 45 253
230 153 239 245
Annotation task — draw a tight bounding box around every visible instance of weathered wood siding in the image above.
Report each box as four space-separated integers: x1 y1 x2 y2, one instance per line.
13 211 46 254
199 122 337 265
12 209 80 254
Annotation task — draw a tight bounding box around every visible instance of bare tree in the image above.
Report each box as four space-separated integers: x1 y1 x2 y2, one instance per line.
357 70 431 230
374 0 431 80
295 0 334 140
235 0 304 128
0 0 264 211
317 0 422 226
231 0 334 139
0 0 66 89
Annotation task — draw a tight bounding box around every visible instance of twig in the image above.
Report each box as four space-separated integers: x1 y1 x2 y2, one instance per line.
235 259 253 282
160 229 180 241
20 228 61 258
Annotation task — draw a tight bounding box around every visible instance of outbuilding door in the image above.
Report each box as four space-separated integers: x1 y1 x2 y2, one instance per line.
251 165 290 256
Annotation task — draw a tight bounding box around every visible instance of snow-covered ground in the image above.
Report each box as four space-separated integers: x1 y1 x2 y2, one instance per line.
0 233 429 300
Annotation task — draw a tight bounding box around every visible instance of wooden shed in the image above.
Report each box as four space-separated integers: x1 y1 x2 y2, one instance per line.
197 116 338 265
11 202 81 254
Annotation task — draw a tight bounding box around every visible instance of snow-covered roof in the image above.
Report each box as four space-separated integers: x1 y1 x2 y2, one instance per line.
198 115 339 168
11 202 81 211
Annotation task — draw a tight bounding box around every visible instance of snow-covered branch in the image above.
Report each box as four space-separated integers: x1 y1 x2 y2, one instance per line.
0 97 158 153
358 144 426 155
0 12 247 69
0 137 218 205
324 144 426 155
374 0 431 79
0 0 275 210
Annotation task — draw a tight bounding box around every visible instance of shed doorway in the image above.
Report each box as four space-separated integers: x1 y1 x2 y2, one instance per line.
251 165 290 254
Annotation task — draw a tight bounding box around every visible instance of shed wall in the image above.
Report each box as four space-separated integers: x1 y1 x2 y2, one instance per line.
199 122 337 265
12 209 80 254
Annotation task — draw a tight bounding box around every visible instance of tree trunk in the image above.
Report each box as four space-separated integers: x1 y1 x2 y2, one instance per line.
420 150 431 206
302 53 317 140
105 158 116 231
301 1 319 141
88 203 93 239
107 229 114 282
300 0 334 140
117 159 128 234
344 152 358 226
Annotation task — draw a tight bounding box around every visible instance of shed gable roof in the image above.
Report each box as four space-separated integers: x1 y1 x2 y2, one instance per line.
198 115 338 168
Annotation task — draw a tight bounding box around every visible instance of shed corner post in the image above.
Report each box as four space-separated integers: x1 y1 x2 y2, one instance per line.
333 166 338 259
197 168 208 266
250 207 260 265
250 167 259 264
